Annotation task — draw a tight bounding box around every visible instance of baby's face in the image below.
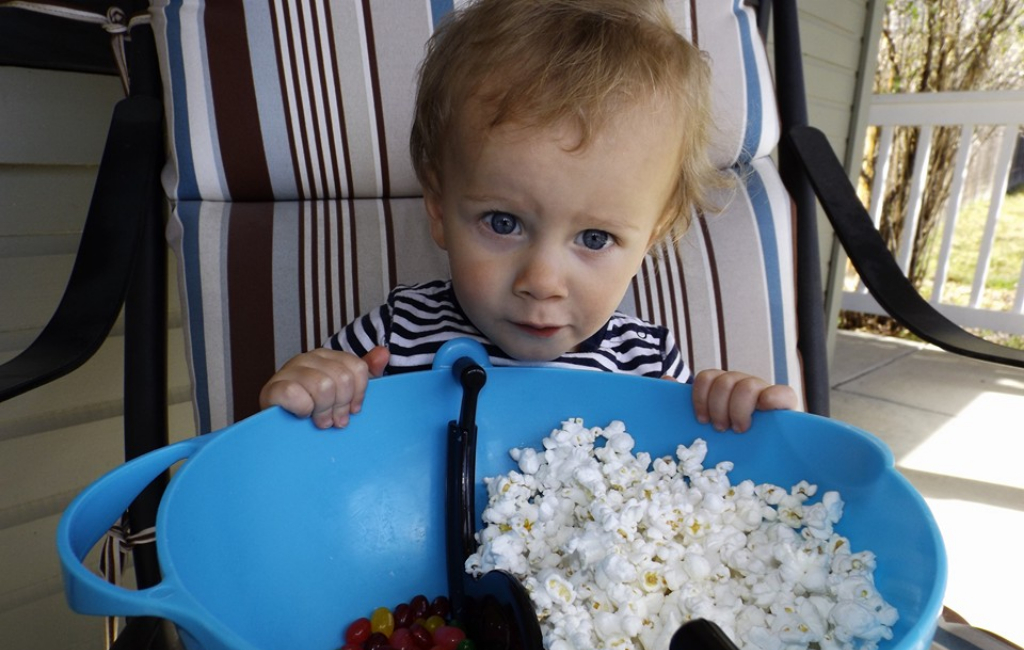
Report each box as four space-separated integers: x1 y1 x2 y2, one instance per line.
425 101 683 361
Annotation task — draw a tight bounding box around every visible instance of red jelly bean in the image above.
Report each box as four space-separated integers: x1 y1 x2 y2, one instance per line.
428 596 451 620
389 628 416 650
408 623 433 650
346 618 372 646
394 603 413 629
409 594 429 620
432 626 466 650
341 645 362 650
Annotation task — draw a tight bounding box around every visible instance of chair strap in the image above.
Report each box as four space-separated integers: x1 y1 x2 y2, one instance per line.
0 1 150 93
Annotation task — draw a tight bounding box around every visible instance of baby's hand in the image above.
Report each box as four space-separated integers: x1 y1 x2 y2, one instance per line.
690 369 797 433
259 346 389 429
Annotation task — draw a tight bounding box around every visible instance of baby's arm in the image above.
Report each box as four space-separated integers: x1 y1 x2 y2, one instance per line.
690 369 797 433
259 346 390 429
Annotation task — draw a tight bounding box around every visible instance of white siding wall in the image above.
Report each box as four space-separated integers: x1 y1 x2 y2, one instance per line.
801 0 876 337
0 67 195 649
768 0 876 351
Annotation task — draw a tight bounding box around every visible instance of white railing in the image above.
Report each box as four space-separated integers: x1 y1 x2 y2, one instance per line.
844 90 1024 336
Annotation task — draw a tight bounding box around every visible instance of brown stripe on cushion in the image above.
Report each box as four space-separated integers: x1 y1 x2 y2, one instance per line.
205 0 272 199
311 201 325 347
322 3 355 199
383 199 397 290
294 1 330 197
322 200 351 340
657 242 684 343
689 0 699 46
270 1 311 199
651 246 670 331
631 258 658 326
227 203 278 423
298 201 312 349
340 198 360 325
309 1 346 196
362 0 391 197
669 241 696 372
697 214 728 370
324 202 338 338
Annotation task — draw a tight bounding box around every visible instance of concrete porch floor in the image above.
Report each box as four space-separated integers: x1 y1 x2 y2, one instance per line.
830 330 1024 647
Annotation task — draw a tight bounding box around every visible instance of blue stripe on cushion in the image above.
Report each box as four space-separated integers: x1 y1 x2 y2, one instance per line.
176 202 211 434
430 0 453 28
164 1 199 200
243 1 295 198
732 0 762 163
745 165 787 387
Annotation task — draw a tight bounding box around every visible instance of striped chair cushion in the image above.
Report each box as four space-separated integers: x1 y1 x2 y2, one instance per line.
151 0 778 202
627 159 802 410
167 198 449 433
152 0 798 432
170 160 800 433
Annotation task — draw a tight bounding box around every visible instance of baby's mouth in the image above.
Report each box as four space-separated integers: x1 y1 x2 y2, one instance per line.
514 322 563 338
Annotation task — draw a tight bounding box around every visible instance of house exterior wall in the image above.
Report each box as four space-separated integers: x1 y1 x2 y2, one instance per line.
767 0 878 357
0 66 195 649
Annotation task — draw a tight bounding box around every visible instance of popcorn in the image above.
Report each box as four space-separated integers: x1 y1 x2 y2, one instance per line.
466 419 898 650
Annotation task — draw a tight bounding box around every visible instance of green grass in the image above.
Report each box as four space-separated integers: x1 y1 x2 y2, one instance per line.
917 185 1024 348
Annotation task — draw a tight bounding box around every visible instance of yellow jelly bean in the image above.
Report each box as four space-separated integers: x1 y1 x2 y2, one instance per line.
424 614 446 633
370 606 394 638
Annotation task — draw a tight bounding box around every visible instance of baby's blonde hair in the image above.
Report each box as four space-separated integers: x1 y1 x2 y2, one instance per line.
410 0 721 240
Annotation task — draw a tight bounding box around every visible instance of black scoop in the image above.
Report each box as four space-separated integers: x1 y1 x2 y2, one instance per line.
445 358 544 650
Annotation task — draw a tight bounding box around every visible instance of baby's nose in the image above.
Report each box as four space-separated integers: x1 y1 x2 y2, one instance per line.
513 251 568 300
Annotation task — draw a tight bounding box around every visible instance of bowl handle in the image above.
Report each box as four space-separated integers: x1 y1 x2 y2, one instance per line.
56 435 213 618
434 338 492 370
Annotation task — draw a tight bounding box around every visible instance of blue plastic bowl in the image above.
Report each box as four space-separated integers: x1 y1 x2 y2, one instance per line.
58 340 945 650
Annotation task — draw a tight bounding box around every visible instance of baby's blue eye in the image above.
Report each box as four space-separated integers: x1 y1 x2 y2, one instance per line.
578 229 612 251
484 212 519 235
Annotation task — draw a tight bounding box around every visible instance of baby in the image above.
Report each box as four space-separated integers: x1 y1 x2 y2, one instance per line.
260 0 797 432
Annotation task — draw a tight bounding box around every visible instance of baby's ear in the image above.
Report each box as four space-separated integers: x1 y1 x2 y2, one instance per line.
423 181 447 250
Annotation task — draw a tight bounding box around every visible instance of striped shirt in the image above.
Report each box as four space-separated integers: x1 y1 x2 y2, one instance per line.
326 280 691 381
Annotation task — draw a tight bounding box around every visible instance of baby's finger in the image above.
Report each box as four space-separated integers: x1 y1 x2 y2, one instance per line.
726 376 771 433
756 383 799 412
363 346 391 378
704 372 746 432
260 379 316 417
691 369 725 426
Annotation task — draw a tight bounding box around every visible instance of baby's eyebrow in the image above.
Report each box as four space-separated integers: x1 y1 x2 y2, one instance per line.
583 215 643 234
462 193 517 208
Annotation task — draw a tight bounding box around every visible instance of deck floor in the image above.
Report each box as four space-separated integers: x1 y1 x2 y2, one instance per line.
830 330 1024 647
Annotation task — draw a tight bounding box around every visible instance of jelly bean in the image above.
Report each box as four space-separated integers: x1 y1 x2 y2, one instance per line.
408 623 433 650
432 625 466 650
409 594 429 620
371 607 395 638
394 602 413 629
423 615 445 634
345 618 372 646
389 627 416 650
456 640 476 650
340 645 362 650
365 632 391 650
428 596 451 620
